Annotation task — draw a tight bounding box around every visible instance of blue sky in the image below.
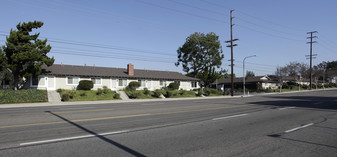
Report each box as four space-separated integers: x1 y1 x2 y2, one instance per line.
1 0 336 77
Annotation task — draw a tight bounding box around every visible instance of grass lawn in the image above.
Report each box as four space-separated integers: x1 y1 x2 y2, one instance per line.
0 89 47 104
59 89 120 101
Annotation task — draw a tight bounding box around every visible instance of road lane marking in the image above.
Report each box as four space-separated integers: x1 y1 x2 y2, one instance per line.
279 107 296 110
313 102 323 105
212 114 248 121
56 107 95 110
51 109 114 114
285 123 314 133
141 103 164 105
20 130 129 146
0 105 248 129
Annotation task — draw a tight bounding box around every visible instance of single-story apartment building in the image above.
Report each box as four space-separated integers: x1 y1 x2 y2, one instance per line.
214 75 279 90
19 63 200 91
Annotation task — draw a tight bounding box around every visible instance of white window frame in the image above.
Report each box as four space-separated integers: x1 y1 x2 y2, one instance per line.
66 76 80 85
30 76 46 87
138 80 146 87
118 79 127 87
191 81 197 88
160 80 166 86
91 78 102 85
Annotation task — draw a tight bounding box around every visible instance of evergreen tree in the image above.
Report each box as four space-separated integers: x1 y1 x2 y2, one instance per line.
2 21 54 89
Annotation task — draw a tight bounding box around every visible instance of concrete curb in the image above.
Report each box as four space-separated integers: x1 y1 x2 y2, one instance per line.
1 88 336 109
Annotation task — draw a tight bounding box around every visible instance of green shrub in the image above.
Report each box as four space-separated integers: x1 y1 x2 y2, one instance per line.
203 88 222 96
143 88 150 95
126 90 141 99
196 90 203 96
56 88 62 93
80 92 87 97
0 89 47 104
282 83 289 89
127 81 140 91
113 93 120 99
61 93 70 101
153 89 162 98
301 84 309 89
103 86 111 94
165 90 173 98
168 82 180 90
96 88 103 95
78 80 94 90
179 90 186 95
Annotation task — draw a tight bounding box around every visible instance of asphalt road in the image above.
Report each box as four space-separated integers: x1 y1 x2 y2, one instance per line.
0 89 336 157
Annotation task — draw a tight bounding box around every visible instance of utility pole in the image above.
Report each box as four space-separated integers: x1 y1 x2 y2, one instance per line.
225 10 238 96
306 31 318 90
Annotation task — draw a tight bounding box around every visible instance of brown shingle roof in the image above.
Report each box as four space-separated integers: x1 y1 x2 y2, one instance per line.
42 64 199 81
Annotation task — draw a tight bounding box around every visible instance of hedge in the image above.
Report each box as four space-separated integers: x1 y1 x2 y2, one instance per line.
0 89 48 104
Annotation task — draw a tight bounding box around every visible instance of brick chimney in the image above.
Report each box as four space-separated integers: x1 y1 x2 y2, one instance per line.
127 63 134 76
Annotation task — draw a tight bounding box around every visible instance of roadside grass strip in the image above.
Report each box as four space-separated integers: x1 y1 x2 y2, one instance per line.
20 130 129 146
212 114 248 121
284 123 314 133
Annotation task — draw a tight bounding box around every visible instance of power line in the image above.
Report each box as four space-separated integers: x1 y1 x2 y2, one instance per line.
0 32 175 56
50 51 174 64
170 0 303 39
134 0 227 24
199 0 304 32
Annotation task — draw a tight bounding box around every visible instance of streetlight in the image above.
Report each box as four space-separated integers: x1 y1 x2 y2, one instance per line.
243 55 257 96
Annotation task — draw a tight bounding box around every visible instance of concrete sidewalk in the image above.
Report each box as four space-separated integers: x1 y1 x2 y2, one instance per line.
1 88 335 109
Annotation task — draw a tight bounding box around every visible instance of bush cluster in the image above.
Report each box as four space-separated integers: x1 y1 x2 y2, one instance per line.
78 80 94 90
203 88 223 96
0 89 47 104
168 82 180 90
127 81 140 91
59 88 119 101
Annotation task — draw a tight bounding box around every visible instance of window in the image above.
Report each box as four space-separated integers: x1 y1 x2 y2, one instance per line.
191 82 197 88
91 78 102 85
174 81 180 85
31 76 45 86
138 80 146 87
67 77 79 85
118 79 127 87
160 80 166 86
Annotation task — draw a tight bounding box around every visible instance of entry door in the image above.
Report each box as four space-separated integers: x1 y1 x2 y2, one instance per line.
47 76 56 90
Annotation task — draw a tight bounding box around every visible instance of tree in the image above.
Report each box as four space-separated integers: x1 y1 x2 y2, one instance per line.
275 66 287 92
0 48 5 72
245 70 255 78
224 73 235 78
176 32 224 86
198 67 227 87
2 21 54 90
275 61 309 78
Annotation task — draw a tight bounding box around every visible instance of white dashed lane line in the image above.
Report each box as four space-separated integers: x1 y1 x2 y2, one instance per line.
279 107 296 110
284 123 314 133
20 130 129 146
212 114 248 121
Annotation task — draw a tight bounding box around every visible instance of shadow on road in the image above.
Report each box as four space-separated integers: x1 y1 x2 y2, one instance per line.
250 95 337 111
45 111 146 157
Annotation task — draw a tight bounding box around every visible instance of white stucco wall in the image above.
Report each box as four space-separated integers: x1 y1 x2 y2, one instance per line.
34 75 200 91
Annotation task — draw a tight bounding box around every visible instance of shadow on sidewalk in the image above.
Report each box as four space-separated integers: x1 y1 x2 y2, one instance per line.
45 111 146 157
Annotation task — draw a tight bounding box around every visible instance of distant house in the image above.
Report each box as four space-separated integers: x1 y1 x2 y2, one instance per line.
214 75 279 90
272 75 310 85
21 63 200 91
327 70 337 83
